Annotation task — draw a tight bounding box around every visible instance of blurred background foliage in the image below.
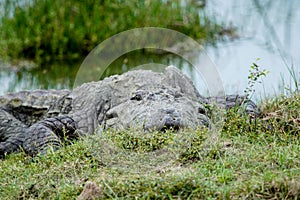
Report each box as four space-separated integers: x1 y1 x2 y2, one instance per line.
0 0 225 63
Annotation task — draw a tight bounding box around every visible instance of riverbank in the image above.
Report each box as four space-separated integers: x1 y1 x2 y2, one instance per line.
0 0 225 63
1 92 299 199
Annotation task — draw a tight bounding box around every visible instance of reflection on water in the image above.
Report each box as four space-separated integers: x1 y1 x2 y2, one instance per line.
205 0 300 99
0 61 79 94
0 0 299 99
0 51 212 96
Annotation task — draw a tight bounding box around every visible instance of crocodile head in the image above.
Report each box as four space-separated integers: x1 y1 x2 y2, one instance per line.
104 88 210 131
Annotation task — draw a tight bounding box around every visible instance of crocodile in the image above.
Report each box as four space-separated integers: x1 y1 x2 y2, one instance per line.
0 66 259 157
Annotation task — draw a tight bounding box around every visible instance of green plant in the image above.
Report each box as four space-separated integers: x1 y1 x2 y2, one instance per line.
244 59 269 98
0 0 226 62
280 64 300 96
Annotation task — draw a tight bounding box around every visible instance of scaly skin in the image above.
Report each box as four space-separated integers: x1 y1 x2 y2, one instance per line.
0 66 260 158
0 108 27 157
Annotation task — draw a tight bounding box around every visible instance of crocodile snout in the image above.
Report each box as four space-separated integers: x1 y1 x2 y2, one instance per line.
160 109 182 131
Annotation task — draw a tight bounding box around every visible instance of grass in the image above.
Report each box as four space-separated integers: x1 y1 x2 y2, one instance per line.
0 92 299 199
0 0 226 63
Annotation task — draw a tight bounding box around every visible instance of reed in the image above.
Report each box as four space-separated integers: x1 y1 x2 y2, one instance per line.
0 0 223 62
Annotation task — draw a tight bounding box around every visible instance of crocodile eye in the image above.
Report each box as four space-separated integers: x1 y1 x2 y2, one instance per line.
130 94 143 101
198 106 206 114
106 111 118 119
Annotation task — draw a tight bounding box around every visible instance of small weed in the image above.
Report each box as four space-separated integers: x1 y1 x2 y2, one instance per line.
244 59 269 99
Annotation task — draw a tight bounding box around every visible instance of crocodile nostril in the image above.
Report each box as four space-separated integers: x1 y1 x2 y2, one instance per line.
161 115 181 131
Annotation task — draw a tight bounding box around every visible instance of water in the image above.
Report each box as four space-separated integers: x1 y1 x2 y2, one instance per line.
0 0 299 99
0 61 78 93
205 0 300 99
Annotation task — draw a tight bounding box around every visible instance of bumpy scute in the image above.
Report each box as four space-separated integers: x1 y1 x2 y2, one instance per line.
0 66 259 157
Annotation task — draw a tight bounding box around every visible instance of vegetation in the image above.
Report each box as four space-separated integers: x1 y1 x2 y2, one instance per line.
0 0 225 62
244 59 269 99
0 92 299 199
0 1 299 199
